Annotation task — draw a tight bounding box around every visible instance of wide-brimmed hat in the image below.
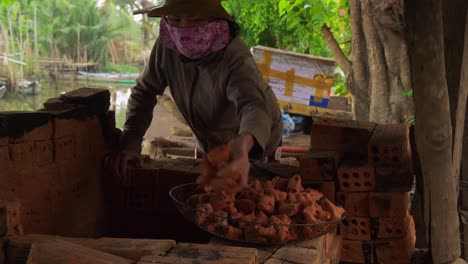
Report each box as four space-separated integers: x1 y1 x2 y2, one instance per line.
133 0 233 21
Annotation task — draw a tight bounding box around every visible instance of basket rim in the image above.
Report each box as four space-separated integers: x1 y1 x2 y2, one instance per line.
169 182 347 227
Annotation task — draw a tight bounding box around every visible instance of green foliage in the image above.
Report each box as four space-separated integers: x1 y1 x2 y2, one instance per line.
223 0 351 94
106 63 140 73
0 0 142 71
223 0 350 57
332 66 348 96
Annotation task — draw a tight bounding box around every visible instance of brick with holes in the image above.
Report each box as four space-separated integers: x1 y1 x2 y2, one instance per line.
376 213 413 239
338 161 376 192
340 216 372 241
368 124 411 166
374 216 416 264
369 192 410 218
299 151 342 182
341 239 374 263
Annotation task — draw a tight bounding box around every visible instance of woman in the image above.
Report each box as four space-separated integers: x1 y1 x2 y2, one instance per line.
112 0 283 189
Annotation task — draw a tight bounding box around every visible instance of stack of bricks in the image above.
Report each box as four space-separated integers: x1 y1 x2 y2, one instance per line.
306 118 416 263
0 88 115 237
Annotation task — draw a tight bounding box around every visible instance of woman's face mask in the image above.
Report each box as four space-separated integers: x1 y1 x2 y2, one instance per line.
159 18 231 59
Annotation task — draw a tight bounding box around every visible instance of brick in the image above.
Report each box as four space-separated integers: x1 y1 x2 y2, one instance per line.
53 136 76 162
341 240 374 263
374 218 416 264
368 124 411 166
34 140 53 167
10 121 53 143
0 112 52 139
369 192 410 218
123 168 159 212
375 165 413 192
55 87 111 116
0 201 24 237
0 136 8 146
338 161 376 192
299 151 341 182
376 213 413 239
319 181 336 203
340 216 372 241
53 118 84 138
310 118 376 156
342 192 370 217
10 142 35 166
0 146 11 166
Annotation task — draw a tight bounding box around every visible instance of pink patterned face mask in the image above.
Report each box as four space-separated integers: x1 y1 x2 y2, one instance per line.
159 18 231 59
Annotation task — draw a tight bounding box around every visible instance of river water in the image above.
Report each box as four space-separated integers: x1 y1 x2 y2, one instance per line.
0 79 133 128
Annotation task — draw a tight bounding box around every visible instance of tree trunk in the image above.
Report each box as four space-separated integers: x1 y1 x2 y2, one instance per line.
322 0 412 124
405 0 462 262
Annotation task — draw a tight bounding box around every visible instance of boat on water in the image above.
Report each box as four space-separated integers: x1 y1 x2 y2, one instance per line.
0 85 6 99
17 80 41 95
77 71 139 84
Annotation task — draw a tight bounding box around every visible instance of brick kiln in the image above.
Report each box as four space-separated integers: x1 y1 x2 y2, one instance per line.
0 88 416 263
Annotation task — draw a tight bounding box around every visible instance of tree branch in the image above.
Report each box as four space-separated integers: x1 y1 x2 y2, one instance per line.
321 24 352 76
350 0 369 90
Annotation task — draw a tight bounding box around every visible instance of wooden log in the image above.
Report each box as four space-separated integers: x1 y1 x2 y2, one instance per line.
25 240 133 264
0 112 53 140
139 255 238 264
7 234 175 263
58 87 110 115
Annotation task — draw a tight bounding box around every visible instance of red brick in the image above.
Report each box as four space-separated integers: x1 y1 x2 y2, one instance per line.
0 137 8 146
319 181 336 203
376 213 413 239
53 118 84 138
368 124 411 166
0 146 11 166
375 165 413 192
0 201 24 237
341 239 374 263
310 118 376 155
53 136 76 162
340 216 372 241
10 142 35 166
299 151 341 182
375 217 415 264
10 121 53 143
369 192 410 218
342 192 370 217
338 161 376 192
34 140 53 167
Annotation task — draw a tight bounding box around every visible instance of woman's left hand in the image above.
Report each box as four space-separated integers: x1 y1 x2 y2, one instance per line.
216 133 255 191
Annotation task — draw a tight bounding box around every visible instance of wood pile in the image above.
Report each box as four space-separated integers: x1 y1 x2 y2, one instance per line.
303 118 416 263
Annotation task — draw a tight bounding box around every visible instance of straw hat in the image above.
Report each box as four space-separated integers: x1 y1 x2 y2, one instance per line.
133 0 233 21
